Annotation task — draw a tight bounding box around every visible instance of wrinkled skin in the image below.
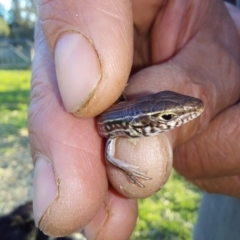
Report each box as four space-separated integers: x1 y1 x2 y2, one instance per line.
29 0 240 238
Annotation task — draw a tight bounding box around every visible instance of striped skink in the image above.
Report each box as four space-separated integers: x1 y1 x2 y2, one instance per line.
97 91 204 187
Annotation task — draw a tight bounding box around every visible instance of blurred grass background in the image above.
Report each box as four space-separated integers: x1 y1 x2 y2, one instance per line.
0 70 32 215
0 70 30 142
0 70 202 239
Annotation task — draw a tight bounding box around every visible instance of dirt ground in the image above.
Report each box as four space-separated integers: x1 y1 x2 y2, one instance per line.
0 130 33 215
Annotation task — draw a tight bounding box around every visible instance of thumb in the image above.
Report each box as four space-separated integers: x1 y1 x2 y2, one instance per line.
38 0 133 117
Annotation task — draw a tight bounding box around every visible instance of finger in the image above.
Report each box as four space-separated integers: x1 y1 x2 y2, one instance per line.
37 0 133 117
84 189 138 240
193 175 240 198
132 0 228 65
29 23 107 236
132 0 162 34
174 103 240 179
131 0 163 69
109 134 173 198
151 0 214 62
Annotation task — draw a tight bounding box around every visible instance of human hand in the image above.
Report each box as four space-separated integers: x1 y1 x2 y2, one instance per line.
29 1 136 238
28 0 240 238
173 2 240 199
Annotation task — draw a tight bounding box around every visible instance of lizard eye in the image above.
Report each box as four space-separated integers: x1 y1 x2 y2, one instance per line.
159 113 176 121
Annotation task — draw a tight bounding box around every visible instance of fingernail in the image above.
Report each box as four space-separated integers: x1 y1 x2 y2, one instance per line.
55 33 101 113
33 156 57 226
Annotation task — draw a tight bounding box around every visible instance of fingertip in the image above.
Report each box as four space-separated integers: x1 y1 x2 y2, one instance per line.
107 135 173 198
84 191 138 240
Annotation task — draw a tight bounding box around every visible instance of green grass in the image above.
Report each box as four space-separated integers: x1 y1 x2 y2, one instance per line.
0 70 201 239
133 172 201 240
0 70 30 153
0 70 31 91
